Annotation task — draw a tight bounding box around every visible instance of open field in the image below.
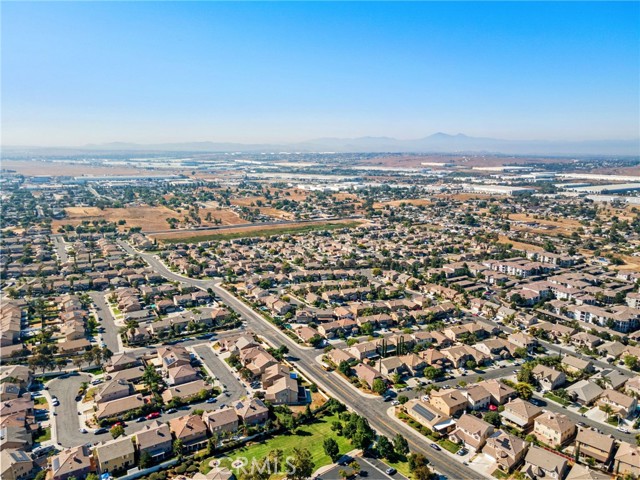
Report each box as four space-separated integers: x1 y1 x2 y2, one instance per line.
52 206 183 232
198 208 247 226
507 213 582 236
150 219 364 243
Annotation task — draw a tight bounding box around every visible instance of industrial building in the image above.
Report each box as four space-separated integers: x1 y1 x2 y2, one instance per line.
569 183 640 194
462 184 536 196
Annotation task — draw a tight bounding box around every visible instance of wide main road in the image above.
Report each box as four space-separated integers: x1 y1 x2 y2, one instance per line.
119 241 478 479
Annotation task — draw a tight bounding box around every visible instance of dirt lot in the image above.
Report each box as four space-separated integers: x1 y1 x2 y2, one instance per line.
53 206 184 232
198 208 247 226
507 213 582 236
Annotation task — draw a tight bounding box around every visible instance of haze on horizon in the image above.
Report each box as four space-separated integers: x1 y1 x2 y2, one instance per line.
2 2 639 149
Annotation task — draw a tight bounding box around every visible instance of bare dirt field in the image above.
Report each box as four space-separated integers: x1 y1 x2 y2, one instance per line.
507 213 582 236
52 206 183 232
198 208 247 226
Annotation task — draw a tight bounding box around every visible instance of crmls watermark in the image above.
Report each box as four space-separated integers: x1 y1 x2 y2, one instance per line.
221 456 298 476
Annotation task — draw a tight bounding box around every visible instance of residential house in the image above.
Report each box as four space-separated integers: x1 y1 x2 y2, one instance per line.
482 430 528 472
464 385 492 411
0 449 33 480
265 375 299 405
532 365 566 392
404 399 455 433
169 415 208 453
448 414 494 450
49 445 94 480
203 408 240 436
134 420 173 461
566 380 604 406
533 412 576 447
575 428 615 465
162 379 212 404
352 363 383 389
430 388 468 417
500 398 542 431
95 379 134 404
478 379 517 406
564 465 610 480
522 446 568 480
562 356 594 376
235 398 269 426
95 395 145 421
94 436 136 474
614 442 640 477
596 389 638 418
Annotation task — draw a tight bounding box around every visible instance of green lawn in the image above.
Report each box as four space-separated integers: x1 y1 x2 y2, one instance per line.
578 406 589 414
543 392 570 406
212 414 352 475
34 427 51 443
438 439 460 454
383 456 412 478
492 468 509 479
34 397 48 406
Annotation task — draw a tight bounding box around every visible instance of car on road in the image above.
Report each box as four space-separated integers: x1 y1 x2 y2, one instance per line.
430 443 441 451
383 396 392 402
165 408 178 414
391 400 400 406
385 468 397 475
79 428 88 434
90 379 103 386
206 397 217 403
146 412 161 420
617 427 630 434
456 448 467 456
219 404 227 409
136 417 146 422
52 398 60 407
577 422 586 427
94 428 108 434
112 421 126 427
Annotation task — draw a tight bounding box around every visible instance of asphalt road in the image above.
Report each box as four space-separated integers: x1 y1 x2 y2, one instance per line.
53 236 68 263
89 291 122 354
192 344 247 404
49 373 92 447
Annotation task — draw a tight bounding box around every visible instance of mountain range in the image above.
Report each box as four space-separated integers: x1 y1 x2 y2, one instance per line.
4 133 639 156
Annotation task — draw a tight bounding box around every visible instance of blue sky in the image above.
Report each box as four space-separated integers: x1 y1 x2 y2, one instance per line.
2 1 639 146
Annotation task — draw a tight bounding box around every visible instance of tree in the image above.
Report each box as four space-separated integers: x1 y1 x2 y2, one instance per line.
377 435 395 459
142 364 162 391
139 450 152 469
372 378 387 395
393 433 409 456
483 411 501 428
398 395 409 405
173 438 184 457
515 382 533 400
289 447 314 480
513 347 528 359
338 361 352 376
110 424 125 439
323 437 340 462
623 355 639 371
423 366 441 380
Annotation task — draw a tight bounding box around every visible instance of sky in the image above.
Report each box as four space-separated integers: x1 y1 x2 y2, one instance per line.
2 1 639 146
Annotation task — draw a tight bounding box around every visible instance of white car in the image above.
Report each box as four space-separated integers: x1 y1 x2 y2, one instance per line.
79 428 88 434
617 427 630 434
391 400 400 406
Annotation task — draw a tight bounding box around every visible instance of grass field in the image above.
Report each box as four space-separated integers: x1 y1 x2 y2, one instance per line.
215 414 352 475
153 220 363 243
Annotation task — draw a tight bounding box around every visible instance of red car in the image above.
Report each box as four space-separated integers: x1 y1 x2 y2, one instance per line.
145 412 160 420
112 421 126 427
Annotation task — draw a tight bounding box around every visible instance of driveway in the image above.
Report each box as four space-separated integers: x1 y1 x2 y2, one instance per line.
192 344 247 404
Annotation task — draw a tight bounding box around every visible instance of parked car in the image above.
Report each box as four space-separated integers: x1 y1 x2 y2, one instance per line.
456 448 467 456
385 468 397 475
206 397 217 403
146 412 161 420
617 427 629 434
136 417 146 423
165 408 177 414
430 443 441 451
94 428 108 435
79 428 88 434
